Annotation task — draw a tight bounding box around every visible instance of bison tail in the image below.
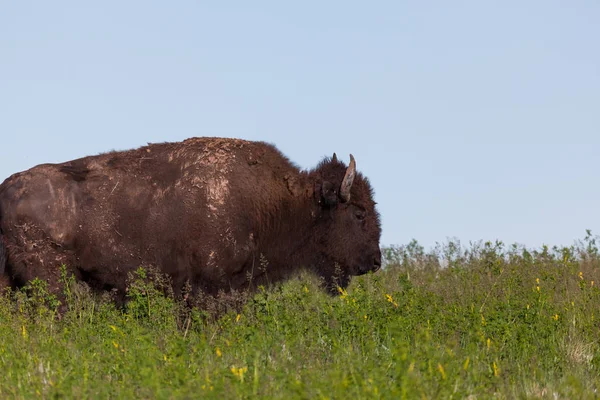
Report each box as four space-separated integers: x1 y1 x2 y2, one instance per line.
0 234 8 291
0 235 6 277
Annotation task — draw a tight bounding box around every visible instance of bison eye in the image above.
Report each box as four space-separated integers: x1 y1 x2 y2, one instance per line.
354 210 366 221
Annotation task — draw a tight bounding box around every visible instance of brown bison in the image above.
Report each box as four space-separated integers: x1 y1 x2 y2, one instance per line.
0 137 381 300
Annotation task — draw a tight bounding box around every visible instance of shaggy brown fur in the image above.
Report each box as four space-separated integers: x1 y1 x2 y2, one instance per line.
0 137 381 299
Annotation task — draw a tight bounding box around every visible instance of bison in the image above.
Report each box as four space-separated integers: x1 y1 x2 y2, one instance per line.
0 137 381 301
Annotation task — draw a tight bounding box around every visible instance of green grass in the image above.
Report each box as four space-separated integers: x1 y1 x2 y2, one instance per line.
1 233 599 399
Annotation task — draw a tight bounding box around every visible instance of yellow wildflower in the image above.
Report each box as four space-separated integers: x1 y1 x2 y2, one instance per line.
493 361 500 377
385 294 398 308
231 366 248 382
438 363 446 380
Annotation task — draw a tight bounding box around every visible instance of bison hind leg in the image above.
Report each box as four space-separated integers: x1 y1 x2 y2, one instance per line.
0 237 9 293
0 273 11 295
5 239 76 299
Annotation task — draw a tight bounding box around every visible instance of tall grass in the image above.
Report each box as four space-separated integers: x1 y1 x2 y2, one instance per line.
0 232 599 398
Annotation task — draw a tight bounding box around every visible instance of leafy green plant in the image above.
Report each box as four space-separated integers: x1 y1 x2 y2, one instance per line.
0 233 599 398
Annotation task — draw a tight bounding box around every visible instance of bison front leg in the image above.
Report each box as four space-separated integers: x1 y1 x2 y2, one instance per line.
323 273 351 296
316 262 351 296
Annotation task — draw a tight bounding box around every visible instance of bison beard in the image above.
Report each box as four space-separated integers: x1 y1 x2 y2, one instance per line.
0 137 382 302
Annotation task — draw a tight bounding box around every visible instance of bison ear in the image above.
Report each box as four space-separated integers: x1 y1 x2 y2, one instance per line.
285 174 303 197
321 181 339 207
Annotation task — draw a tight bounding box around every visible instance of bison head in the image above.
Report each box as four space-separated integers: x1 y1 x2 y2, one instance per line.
311 153 382 292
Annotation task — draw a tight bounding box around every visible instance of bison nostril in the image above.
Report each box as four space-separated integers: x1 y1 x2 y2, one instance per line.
373 257 382 271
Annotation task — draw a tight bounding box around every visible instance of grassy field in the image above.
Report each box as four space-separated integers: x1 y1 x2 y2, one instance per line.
1 233 599 399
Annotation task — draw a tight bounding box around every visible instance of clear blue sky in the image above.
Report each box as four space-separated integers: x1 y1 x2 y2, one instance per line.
1 1 599 249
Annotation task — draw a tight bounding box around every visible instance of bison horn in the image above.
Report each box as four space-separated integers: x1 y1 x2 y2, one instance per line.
339 154 356 203
332 153 338 163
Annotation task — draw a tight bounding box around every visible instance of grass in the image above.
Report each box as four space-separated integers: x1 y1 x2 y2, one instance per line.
0 232 599 399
